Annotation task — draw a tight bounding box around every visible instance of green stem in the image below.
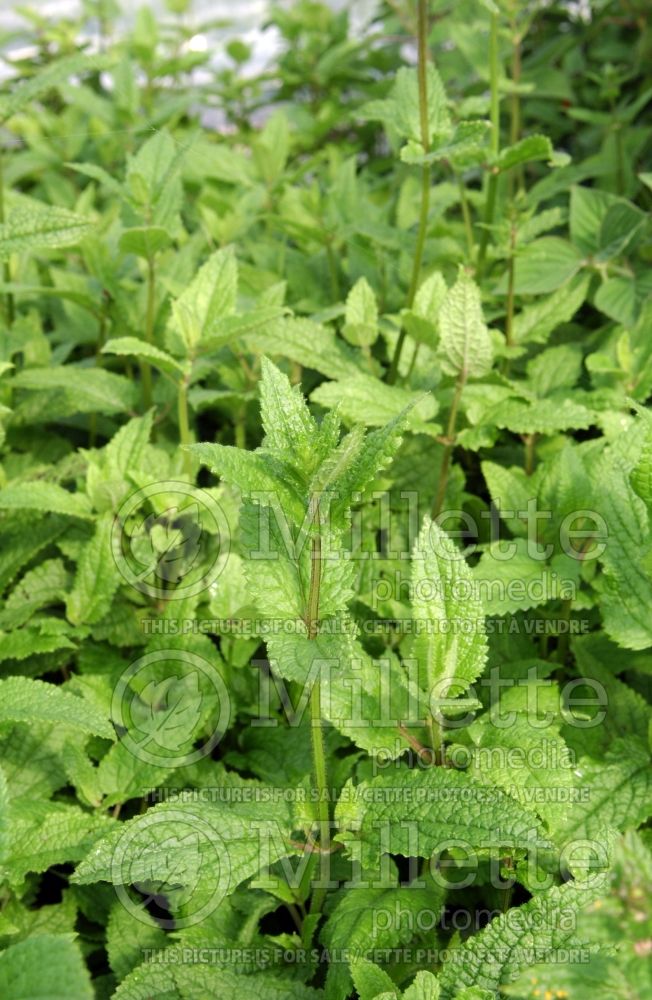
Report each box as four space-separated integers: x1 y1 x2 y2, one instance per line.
141 255 156 412
0 146 14 326
509 26 522 195
504 216 517 355
305 506 330 917
477 13 501 277
177 376 192 477
524 433 537 476
325 237 340 301
432 373 465 519
387 0 430 385
458 175 475 263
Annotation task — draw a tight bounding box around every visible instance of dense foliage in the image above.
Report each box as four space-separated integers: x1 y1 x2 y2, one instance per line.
0 1 651 997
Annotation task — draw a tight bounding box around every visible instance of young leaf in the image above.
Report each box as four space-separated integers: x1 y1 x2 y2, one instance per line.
438 270 493 378
0 934 93 1000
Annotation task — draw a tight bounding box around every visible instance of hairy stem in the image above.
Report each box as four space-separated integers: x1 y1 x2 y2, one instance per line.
432 372 465 518
0 146 14 326
387 0 430 384
458 175 475 263
305 502 330 916
141 255 156 413
524 433 537 476
477 13 501 277
177 375 192 477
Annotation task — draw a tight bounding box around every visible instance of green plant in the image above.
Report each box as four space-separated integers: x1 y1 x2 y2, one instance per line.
0 1 651 997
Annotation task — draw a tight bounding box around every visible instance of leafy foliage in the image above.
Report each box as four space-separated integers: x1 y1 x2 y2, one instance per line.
0 1 650 998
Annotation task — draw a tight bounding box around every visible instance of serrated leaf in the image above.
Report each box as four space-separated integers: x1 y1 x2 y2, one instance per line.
438 270 493 378
593 450 652 650
499 237 583 295
119 226 172 258
0 677 114 739
323 876 444 1000
311 374 435 429
0 52 111 122
335 767 553 872
168 247 237 352
113 961 323 1000
0 934 93 1000
410 518 487 703
437 878 606 998
0 482 92 519
495 134 559 172
343 276 378 347
259 356 317 463
106 901 166 981
0 207 94 259
102 336 185 379
66 514 122 626
6 800 112 884
12 366 137 414
513 273 590 345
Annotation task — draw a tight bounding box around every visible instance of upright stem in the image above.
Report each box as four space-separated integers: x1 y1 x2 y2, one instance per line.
177 375 192 477
305 502 330 917
0 146 14 326
141 255 156 412
477 13 501 278
504 214 517 351
432 372 465 519
387 0 430 385
524 433 537 476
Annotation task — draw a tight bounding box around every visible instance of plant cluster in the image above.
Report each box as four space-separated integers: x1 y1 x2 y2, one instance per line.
0 1 650 998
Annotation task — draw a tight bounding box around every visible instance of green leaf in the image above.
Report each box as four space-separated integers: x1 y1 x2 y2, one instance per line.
437 877 607 998
593 449 652 650
189 442 306 526
0 482 92 519
570 185 646 259
343 276 378 347
311 375 436 429
438 269 493 378
12 366 137 415
351 958 398 999
73 786 296 896
410 517 488 703
0 934 93 1000
259 356 317 463
335 767 553 872
106 901 166 981
495 134 566 172
113 961 323 1000
470 539 574 615
168 247 237 352
501 237 584 295
323 877 444 1000
402 271 447 350
0 207 94 259
119 226 172 258
0 53 112 122
245 317 362 380
0 628 76 663
405 972 441 1000
512 273 590 345
362 65 451 149
102 336 185 379
5 800 112 884
66 514 122 626
548 739 652 843
0 677 114 739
